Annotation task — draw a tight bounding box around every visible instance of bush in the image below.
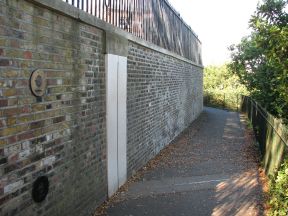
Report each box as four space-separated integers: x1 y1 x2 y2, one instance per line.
204 64 248 110
268 158 288 216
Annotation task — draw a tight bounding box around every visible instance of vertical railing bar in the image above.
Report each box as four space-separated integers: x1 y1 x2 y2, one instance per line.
122 0 124 28
140 0 142 37
110 0 112 24
112 0 115 25
94 0 97 16
134 0 137 36
115 0 118 27
122 0 124 29
141 0 144 38
127 0 130 31
118 0 121 28
90 0 92 14
127 0 129 31
102 0 105 21
98 0 100 18
136 0 139 36
105 1 108 21
128 0 130 32
124 0 126 30
143 0 145 39
149 0 151 41
118 0 120 27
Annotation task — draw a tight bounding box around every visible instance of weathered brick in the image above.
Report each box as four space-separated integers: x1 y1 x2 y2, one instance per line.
0 59 10 66
0 139 6 146
0 99 8 107
30 120 45 129
31 104 45 112
7 117 17 126
3 89 17 97
3 108 20 116
0 70 18 78
23 51 32 59
0 125 25 137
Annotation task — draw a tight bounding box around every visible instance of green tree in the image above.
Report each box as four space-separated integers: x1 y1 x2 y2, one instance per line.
204 64 248 110
229 0 288 121
204 64 248 95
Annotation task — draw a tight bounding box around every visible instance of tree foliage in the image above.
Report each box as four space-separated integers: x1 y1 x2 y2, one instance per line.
204 64 248 95
229 0 288 121
204 64 248 110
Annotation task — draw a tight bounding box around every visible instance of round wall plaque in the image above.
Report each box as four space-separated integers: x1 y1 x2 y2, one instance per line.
32 176 49 203
30 69 46 97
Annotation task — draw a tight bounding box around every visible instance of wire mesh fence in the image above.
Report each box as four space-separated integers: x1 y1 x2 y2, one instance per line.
62 0 202 63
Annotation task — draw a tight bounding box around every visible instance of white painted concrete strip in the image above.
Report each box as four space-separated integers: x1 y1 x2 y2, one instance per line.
117 56 127 188
106 54 119 197
174 178 230 186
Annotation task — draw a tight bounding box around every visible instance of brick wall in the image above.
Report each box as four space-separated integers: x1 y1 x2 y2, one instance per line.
0 0 107 215
127 43 203 175
0 0 203 215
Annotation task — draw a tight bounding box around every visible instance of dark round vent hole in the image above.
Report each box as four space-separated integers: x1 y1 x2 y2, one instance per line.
32 176 49 203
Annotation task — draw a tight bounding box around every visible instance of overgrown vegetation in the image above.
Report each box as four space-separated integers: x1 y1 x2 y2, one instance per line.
268 158 288 216
204 64 248 110
228 0 288 214
228 0 288 122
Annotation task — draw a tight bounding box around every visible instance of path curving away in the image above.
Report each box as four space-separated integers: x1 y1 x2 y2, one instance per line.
97 107 264 216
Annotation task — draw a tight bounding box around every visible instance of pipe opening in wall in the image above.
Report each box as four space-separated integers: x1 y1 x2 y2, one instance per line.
32 176 49 203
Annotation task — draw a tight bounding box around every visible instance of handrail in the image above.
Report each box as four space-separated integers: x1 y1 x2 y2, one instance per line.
245 96 288 147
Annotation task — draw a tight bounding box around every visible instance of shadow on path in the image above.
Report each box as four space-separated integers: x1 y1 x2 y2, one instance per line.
98 107 264 216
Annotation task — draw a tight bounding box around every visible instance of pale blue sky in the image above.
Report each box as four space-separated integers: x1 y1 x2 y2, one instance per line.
168 0 260 66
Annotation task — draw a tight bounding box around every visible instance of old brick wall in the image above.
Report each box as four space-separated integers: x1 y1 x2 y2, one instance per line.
0 0 203 215
0 0 107 215
127 43 203 175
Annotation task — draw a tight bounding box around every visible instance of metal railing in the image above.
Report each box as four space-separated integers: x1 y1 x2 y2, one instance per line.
63 0 202 63
242 96 288 175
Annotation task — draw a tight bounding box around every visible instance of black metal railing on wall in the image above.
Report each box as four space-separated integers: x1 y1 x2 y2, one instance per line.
63 0 202 64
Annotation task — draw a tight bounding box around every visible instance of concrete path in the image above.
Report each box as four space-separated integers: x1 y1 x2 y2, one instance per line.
99 107 263 216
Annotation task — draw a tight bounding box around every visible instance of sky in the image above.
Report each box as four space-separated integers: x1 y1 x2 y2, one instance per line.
168 0 261 66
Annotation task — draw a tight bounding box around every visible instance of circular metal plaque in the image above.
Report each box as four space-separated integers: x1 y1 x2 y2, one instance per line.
30 69 46 97
32 176 49 203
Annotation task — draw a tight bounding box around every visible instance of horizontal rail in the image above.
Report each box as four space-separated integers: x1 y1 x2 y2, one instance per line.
246 97 288 147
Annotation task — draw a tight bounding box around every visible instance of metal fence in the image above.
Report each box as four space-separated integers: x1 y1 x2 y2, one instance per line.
241 96 288 176
63 0 202 63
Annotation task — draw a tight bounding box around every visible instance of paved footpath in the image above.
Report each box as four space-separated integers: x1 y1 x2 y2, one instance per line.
99 107 264 216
